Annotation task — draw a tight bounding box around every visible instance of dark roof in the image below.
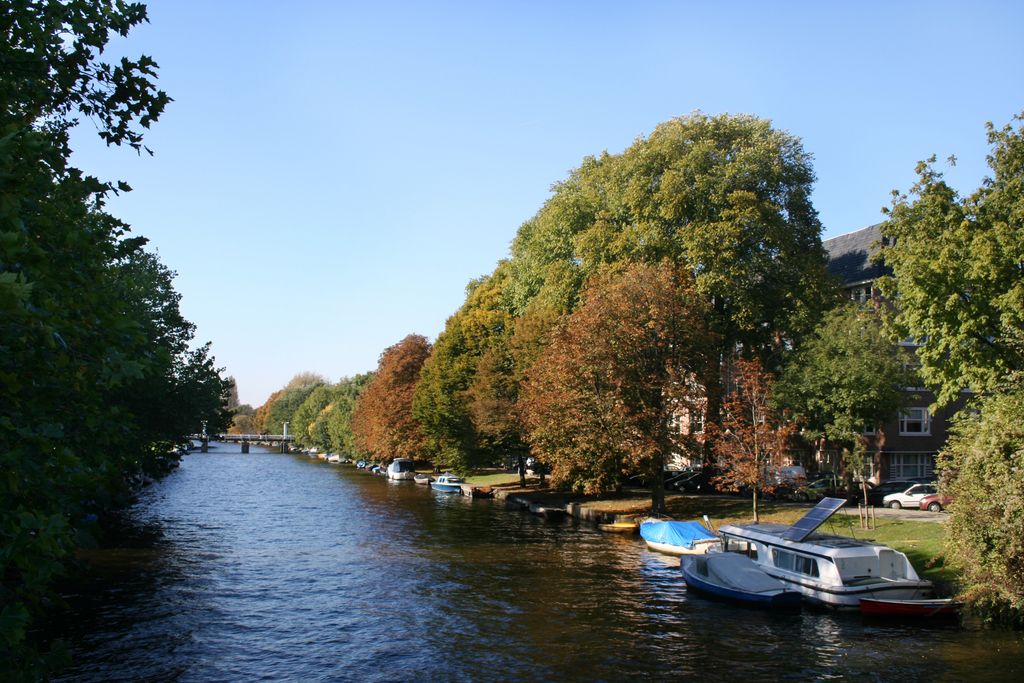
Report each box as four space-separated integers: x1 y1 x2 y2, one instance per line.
823 223 891 285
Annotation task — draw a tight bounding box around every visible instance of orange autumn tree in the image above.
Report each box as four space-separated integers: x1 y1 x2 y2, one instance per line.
521 261 716 512
707 358 796 522
352 334 432 462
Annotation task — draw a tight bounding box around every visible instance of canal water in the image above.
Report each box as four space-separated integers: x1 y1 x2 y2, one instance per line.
54 444 1022 682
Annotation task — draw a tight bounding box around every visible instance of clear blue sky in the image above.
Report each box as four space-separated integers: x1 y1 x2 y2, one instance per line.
70 0 1024 407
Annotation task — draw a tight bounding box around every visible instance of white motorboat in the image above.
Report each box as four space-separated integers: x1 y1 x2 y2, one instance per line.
386 458 417 481
717 497 934 609
430 473 464 492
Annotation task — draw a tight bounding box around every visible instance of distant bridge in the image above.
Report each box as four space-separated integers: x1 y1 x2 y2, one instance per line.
188 433 295 454
217 433 294 444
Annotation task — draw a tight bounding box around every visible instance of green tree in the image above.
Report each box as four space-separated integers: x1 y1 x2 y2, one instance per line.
413 266 513 472
324 373 375 456
261 373 326 434
939 387 1024 625
776 302 913 498
291 385 334 448
0 2 225 675
506 113 832 470
880 111 1024 406
521 261 716 511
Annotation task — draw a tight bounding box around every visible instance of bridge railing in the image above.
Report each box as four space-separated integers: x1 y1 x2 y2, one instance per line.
216 433 295 441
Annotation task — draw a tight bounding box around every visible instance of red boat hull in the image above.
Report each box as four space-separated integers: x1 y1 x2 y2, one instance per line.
859 598 962 617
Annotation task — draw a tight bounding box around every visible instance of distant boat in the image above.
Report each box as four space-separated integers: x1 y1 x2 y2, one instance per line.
327 454 341 464
386 458 417 481
681 553 803 610
859 597 963 618
430 474 464 492
414 474 432 485
640 520 720 556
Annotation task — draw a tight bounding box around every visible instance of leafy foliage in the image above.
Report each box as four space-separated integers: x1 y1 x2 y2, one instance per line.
506 112 831 356
0 3 227 675
352 335 432 462
880 111 1024 406
776 302 913 487
939 389 1024 625
706 359 796 522
322 373 375 455
521 261 716 510
413 266 514 472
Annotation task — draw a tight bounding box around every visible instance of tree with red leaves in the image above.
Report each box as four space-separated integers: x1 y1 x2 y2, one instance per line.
706 359 796 522
352 335 432 462
521 261 716 512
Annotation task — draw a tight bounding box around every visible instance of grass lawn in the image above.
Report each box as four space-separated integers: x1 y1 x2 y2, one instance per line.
463 472 522 486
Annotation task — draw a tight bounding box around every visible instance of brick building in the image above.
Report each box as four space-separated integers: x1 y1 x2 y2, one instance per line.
823 224 959 483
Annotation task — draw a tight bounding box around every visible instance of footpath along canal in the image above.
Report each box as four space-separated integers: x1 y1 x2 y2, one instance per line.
54 444 1023 682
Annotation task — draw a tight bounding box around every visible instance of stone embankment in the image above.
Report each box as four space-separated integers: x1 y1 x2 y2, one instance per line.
491 485 949 525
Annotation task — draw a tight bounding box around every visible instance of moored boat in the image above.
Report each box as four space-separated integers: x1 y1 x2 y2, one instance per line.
413 473 433 485
430 473 464 492
598 520 640 534
859 597 963 618
386 458 417 481
718 497 935 609
681 553 803 610
640 520 720 556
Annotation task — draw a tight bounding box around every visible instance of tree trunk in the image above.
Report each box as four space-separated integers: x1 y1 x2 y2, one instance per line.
752 485 759 523
651 466 665 514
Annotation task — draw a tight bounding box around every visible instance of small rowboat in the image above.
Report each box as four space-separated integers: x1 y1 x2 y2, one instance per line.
598 520 639 534
859 597 963 618
413 474 432 485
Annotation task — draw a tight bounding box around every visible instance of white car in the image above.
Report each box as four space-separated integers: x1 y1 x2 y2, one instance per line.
882 482 938 509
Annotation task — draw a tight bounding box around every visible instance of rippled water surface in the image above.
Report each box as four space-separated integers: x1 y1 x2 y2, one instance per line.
55 446 1023 682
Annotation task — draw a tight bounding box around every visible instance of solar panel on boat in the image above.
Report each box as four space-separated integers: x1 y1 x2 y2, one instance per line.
783 496 847 542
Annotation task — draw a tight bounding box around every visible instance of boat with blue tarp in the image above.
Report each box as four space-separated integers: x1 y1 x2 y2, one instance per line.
640 520 720 556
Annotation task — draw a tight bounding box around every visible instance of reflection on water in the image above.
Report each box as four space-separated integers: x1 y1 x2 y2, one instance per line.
54 446 1024 682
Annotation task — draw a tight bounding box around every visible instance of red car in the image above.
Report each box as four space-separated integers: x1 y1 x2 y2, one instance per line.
918 493 953 512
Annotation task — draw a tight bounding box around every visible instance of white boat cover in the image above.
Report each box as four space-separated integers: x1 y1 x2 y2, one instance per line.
706 553 786 594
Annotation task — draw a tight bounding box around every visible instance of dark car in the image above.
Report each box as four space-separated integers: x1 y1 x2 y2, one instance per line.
665 468 703 492
865 479 929 507
791 475 848 502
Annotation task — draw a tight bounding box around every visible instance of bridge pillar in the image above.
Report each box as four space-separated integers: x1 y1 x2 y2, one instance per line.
241 442 250 454
280 441 288 454
201 437 209 453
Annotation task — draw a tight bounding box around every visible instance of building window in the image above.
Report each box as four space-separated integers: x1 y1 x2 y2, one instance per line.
690 408 705 434
849 286 871 303
863 423 875 435
899 407 930 435
889 453 935 480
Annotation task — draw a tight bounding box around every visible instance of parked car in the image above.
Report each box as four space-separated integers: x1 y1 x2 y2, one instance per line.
791 475 849 502
865 479 929 507
882 482 938 509
918 492 953 512
665 468 702 492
